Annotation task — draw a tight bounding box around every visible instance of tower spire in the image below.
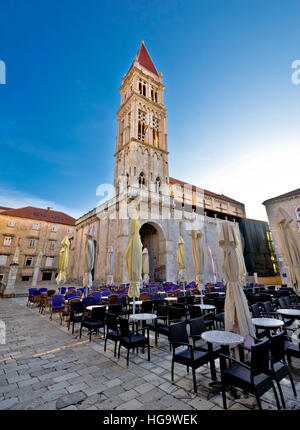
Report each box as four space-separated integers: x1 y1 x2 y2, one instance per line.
126 41 159 77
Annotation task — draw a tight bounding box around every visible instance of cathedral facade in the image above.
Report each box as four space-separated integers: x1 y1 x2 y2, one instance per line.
67 41 246 286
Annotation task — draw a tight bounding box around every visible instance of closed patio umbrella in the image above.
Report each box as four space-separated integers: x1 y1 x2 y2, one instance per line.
219 222 255 348
125 218 142 314
177 236 187 289
192 229 205 303
142 247 150 285
277 207 300 294
83 226 95 288
56 236 70 287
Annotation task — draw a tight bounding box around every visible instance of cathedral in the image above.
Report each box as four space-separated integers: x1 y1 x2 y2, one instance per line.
67 41 246 286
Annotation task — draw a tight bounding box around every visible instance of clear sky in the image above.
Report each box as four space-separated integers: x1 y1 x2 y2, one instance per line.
1 0 299 220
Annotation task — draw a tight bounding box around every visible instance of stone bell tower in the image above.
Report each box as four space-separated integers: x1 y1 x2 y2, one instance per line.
114 41 169 195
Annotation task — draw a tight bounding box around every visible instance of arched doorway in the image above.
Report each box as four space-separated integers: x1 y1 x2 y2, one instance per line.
139 222 166 282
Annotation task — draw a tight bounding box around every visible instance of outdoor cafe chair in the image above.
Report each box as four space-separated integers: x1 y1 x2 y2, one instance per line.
107 304 123 316
108 294 118 305
250 304 268 339
82 296 100 311
118 317 150 366
80 306 106 342
39 292 48 314
283 296 300 309
169 321 214 393
220 338 281 410
189 317 221 357
68 300 84 334
146 304 169 347
269 331 297 409
141 300 153 314
104 313 121 357
50 294 64 324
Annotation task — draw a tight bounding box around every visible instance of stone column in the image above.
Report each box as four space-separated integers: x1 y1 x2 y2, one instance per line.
32 251 43 287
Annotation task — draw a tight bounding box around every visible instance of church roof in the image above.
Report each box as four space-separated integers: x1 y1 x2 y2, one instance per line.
0 206 75 226
169 177 245 206
262 188 300 205
126 40 159 77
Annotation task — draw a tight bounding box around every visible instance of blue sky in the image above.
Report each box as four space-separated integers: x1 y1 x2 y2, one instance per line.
0 0 299 220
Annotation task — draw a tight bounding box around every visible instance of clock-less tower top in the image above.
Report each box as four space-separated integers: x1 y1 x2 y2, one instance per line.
114 41 169 195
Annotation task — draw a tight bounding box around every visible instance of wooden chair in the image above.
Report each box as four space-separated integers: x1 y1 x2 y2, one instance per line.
108 294 118 305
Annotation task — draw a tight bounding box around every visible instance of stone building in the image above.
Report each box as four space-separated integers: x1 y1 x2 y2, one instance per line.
0 206 75 286
263 189 300 287
67 41 246 286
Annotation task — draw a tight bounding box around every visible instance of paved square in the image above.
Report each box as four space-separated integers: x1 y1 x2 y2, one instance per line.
0 297 300 410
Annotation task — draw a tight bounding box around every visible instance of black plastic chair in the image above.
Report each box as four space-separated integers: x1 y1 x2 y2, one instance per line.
251 304 268 339
118 317 150 366
80 306 106 342
269 331 297 409
141 300 153 313
107 304 123 315
169 321 215 393
283 296 300 309
104 313 121 357
189 316 221 360
68 300 84 334
220 339 281 410
147 304 169 346
188 305 202 320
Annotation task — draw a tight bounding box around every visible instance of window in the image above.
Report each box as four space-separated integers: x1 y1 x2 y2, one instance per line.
29 239 35 248
152 116 159 147
42 272 52 281
8 220 16 227
296 207 300 228
22 276 30 282
25 257 33 267
67 227 72 234
52 215 56 219
151 86 158 103
3 237 11 246
58 217 63 220
138 172 145 189
49 241 55 249
0 255 8 266
32 223 39 230
45 257 53 267
51 225 58 232
0 274 3 282
138 79 146 96
34 212 39 216
155 177 161 193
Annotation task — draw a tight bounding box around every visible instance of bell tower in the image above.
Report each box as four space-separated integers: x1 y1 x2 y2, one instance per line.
114 41 169 195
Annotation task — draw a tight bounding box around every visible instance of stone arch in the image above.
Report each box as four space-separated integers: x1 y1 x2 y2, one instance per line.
139 221 166 282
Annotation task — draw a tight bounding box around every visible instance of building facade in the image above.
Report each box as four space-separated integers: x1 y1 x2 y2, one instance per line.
67 41 246 286
0 206 75 286
263 189 300 287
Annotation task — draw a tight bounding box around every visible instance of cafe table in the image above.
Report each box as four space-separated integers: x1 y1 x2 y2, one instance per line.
201 330 244 399
252 317 284 337
165 297 177 302
277 308 300 319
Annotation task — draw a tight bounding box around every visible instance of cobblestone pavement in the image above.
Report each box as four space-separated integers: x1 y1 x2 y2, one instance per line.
0 297 300 410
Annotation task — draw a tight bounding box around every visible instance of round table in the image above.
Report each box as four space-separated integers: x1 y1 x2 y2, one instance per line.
86 305 107 311
252 317 284 330
201 330 244 399
165 297 177 302
129 313 157 322
277 309 300 318
196 304 215 312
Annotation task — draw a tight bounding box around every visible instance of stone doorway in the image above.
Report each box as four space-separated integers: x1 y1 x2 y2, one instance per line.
139 222 166 282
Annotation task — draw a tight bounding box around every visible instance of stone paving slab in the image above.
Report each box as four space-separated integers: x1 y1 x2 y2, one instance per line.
0 296 300 410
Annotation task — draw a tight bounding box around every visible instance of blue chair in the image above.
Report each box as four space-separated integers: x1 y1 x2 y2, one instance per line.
50 295 64 323
59 287 67 295
65 292 76 301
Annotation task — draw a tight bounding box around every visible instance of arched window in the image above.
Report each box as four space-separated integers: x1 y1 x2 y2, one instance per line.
296 207 300 228
139 172 145 189
155 177 161 193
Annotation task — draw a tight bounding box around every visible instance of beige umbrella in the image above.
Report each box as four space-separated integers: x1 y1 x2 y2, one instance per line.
177 235 187 289
192 229 205 303
277 207 300 294
83 226 95 288
56 236 70 287
235 230 247 284
219 222 255 349
125 218 143 314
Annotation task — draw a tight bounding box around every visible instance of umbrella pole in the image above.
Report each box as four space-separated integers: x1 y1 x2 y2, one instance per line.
133 298 135 315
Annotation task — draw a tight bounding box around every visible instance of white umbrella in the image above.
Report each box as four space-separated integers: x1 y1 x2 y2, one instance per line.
83 226 95 288
192 229 205 303
177 236 186 290
106 246 114 286
277 207 300 294
142 247 150 285
219 221 255 350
